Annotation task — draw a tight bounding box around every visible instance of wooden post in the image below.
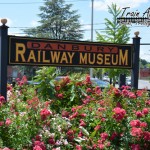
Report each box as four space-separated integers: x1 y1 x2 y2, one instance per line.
119 74 126 88
131 31 141 89
0 19 8 100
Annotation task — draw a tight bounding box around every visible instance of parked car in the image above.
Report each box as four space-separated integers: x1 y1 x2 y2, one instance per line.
91 78 110 88
102 76 110 82
54 76 109 88
126 78 131 86
126 77 131 86
26 81 40 85
54 76 66 81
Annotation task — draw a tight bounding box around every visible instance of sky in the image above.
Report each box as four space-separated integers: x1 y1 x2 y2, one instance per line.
0 0 150 62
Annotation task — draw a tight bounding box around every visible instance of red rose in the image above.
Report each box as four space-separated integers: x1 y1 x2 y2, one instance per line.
130 120 141 127
113 107 126 121
130 127 143 138
142 108 149 115
48 137 55 145
135 111 143 118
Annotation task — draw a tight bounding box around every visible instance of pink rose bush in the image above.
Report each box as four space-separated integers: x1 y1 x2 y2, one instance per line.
0 74 149 149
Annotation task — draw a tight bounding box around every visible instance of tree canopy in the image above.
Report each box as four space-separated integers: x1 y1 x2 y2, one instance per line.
23 0 83 40
96 3 131 85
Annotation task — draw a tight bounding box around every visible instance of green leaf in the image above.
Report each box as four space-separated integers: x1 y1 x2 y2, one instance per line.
79 126 89 136
90 130 97 138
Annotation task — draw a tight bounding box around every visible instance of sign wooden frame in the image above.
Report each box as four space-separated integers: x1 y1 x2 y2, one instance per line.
8 36 133 68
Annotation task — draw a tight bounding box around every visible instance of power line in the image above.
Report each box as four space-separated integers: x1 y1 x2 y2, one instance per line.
10 23 105 29
0 0 89 5
10 24 150 30
0 2 43 4
9 27 150 35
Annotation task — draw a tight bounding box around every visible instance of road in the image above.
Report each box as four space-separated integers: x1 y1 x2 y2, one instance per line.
138 80 150 90
115 79 150 90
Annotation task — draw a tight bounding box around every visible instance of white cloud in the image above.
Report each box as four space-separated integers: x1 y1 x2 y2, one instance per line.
93 0 149 11
80 19 91 30
140 45 150 62
30 20 39 27
82 24 91 30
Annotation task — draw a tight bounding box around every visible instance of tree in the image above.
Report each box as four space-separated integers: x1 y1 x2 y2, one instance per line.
96 3 130 85
23 0 83 40
22 0 84 77
140 58 148 67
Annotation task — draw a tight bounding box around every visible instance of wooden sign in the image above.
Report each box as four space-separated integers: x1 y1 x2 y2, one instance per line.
8 36 133 68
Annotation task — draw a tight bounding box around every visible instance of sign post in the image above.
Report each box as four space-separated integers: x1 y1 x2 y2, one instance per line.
131 32 141 89
0 19 8 99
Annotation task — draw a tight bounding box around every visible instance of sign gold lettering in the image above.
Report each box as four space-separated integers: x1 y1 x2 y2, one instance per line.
9 36 133 68
15 43 26 62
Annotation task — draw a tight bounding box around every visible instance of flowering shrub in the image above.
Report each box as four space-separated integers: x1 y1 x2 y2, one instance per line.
0 75 150 150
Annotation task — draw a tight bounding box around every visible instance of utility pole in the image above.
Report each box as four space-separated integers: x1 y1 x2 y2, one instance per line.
90 0 94 77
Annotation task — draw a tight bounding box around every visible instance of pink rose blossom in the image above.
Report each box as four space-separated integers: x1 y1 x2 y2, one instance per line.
136 111 143 118
62 110 70 118
40 108 51 120
100 132 108 141
131 144 140 150
79 119 86 127
95 86 101 94
113 88 121 97
113 107 126 121
55 86 61 91
86 88 92 93
67 129 74 142
98 144 105 149
94 125 101 131
63 76 70 84
142 108 149 115
33 141 46 150
69 112 78 119
80 113 86 118
0 96 5 103
145 100 150 106
76 145 82 150
128 92 136 98
3 148 10 150
121 89 129 97
0 121 4 126
140 122 147 128
143 131 150 141
130 120 141 127
78 131 83 137
57 93 63 99
33 145 42 150
48 137 55 145
136 90 144 97
85 75 91 84
101 118 106 122
110 132 118 141
130 127 143 138
5 118 12 126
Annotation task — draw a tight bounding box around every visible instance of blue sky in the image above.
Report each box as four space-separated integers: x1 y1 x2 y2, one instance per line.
0 0 150 62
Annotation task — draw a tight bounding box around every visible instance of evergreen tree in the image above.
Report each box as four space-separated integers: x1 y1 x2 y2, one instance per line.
96 3 130 85
22 0 84 77
23 0 83 40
